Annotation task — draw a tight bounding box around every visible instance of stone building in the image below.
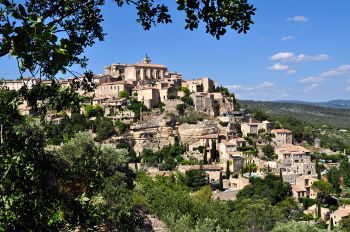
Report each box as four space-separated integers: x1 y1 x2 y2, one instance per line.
104 56 168 82
241 123 259 136
329 205 350 228
276 144 315 176
219 138 247 160
178 165 223 182
137 87 161 109
94 81 134 98
191 92 219 116
271 129 293 147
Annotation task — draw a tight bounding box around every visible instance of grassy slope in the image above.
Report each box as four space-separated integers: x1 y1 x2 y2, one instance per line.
239 100 350 129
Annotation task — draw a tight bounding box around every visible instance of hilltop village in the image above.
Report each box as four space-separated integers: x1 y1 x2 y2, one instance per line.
2 56 350 230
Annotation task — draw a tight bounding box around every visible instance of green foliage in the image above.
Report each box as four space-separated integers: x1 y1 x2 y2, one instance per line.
340 216 350 231
252 109 270 122
179 113 203 124
126 99 148 120
115 120 129 134
54 132 139 230
181 95 194 106
240 163 257 177
262 144 275 159
141 144 187 170
176 103 186 115
219 121 229 127
118 90 129 98
185 168 209 190
271 221 327 232
95 117 115 142
300 197 317 210
312 180 334 201
237 174 292 205
327 167 342 193
84 104 104 118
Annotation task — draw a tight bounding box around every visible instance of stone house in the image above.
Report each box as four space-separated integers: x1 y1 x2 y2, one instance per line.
95 81 134 98
329 205 350 228
137 87 160 109
219 138 247 160
276 144 315 176
177 165 223 182
241 123 259 136
191 92 219 116
271 129 293 147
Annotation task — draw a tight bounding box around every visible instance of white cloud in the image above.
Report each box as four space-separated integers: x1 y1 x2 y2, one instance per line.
281 36 294 41
303 84 319 92
225 81 275 92
345 86 350 91
259 81 275 88
347 79 350 83
286 69 297 74
267 63 289 71
286 16 309 22
269 52 330 63
299 64 350 83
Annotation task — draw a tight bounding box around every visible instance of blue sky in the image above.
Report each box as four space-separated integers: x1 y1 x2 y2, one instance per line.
1 0 350 101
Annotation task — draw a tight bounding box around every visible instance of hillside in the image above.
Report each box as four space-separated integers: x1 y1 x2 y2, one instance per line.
239 100 350 129
274 99 350 109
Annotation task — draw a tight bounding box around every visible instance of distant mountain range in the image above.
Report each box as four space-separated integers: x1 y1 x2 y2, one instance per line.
274 100 350 109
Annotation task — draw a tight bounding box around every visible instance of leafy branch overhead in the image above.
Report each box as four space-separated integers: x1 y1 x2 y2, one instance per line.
0 0 255 79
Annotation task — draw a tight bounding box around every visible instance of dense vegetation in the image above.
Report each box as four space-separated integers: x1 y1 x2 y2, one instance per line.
239 100 350 129
134 172 324 232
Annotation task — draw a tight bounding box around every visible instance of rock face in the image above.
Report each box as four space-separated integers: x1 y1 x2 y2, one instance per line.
130 116 176 155
178 120 219 145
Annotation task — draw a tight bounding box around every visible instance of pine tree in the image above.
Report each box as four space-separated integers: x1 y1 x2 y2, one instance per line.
219 171 223 191
226 160 231 179
203 149 208 165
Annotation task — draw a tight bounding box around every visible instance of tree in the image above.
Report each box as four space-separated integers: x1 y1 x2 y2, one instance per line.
327 167 341 193
262 144 275 160
203 148 208 165
231 198 278 232
311 180 334 202
339 216 350 231
95 117 116 141
118 90 129 98
0 0 255 81
185 168 208 190
241 163 257 177
226 161 231 179
237 174 292 205
271 221 327 232
219 172 224 191
316 159 321 180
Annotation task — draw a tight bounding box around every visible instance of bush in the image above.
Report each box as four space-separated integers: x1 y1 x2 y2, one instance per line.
115 120 128 134
219 121 229 127
118 90 129 98
96 117 115 141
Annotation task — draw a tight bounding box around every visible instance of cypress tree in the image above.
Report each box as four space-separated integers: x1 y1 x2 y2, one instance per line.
203 149 208 165
330 217 334 230
226 161 230 179
316 159 321 180
280 168 283 182
317 203 321 218
219 171 223 191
